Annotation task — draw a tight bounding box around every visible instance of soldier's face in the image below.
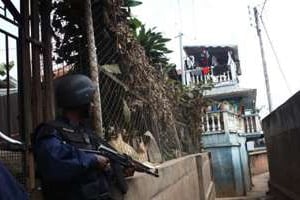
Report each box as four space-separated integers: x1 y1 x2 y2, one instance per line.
78 104 92 119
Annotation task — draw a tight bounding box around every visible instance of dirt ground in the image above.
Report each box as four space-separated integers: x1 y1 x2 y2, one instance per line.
217 173 273 200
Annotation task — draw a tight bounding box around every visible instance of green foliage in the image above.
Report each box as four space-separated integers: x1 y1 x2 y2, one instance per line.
52 0 173 74
52 0 143 74
129 16 175 71
128 17 142 36
134 25 173 68
163 63 176 75
169 81 207 152
123 0 142 7
0 61 14 76
52 0 87 71
123 0 142 15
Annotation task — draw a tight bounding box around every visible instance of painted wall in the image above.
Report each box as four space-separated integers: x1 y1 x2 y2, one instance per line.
203 132 251 197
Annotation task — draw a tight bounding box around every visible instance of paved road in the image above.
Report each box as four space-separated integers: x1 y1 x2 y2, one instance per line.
217 173 272 200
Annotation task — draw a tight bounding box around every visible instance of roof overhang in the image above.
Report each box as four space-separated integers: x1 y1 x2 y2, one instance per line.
184 45 239 58
204 86 257 109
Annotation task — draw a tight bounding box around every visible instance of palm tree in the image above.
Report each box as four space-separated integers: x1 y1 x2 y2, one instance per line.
124 0 142 15
129 17 174 72
137 26 172 68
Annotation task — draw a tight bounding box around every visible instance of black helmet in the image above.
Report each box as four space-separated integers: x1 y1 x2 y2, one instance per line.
54 74 96 108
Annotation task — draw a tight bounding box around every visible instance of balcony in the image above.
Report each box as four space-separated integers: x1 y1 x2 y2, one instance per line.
184 67 238 87
202 111 262 134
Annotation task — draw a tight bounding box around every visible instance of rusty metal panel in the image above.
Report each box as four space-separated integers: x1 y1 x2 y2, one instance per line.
0 93 18 135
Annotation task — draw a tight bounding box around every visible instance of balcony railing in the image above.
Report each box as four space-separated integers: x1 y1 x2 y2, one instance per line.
202 111 224 133
243 114 262 133
184 67 238 86
202 111 262 134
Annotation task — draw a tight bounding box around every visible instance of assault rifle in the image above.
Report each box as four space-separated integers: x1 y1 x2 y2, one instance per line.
81 144 159 177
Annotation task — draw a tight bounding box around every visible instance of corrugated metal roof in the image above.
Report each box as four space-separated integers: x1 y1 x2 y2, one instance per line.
184 45 239 57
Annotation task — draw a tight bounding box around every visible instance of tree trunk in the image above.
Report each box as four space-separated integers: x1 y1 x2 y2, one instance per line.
41 0 55 121
84 0 103 137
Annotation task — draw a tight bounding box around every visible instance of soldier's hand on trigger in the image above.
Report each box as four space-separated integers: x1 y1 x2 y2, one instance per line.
124 165 135 177
95 155 110 171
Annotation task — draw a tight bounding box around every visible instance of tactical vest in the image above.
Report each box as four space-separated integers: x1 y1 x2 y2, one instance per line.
46 120 97 150
34 120 112 200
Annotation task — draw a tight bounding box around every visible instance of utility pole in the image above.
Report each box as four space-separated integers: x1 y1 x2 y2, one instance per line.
177 32 186 85
254 7 272 112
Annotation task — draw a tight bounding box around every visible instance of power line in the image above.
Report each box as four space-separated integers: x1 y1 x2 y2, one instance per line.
260 16 292 94
261 0 268 15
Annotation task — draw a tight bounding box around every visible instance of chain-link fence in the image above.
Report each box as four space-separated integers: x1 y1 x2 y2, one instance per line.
72 29 198 160
50 0 203 161
0 1 203 194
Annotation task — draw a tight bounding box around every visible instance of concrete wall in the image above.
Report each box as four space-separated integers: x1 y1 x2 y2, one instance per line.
202 132 251 197
262 91 300 200
123 153 216 200
249 149 269 175
30 153 215 200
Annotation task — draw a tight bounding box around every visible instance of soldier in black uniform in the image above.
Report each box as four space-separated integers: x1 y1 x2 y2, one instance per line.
33 74 130 200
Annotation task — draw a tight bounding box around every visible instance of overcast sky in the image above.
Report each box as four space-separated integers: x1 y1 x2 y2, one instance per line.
133 0 300 117
0 0 299 118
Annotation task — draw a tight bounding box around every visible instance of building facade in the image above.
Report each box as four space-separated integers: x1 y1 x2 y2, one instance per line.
183 46 264 197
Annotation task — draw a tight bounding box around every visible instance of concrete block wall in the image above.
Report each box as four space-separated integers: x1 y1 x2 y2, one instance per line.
249 149 269 175
123 153 216 200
